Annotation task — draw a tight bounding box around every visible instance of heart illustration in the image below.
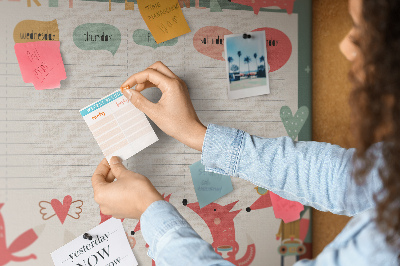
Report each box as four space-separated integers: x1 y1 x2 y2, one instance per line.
51 195 72 224
280 106 309 140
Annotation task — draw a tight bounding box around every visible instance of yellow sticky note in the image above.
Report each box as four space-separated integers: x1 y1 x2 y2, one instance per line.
137 0 191 44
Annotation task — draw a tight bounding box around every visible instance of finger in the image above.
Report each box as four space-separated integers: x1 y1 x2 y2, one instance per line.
121 68 173 94
133 62 179 92
122 89 158 116
135 81 156 92
105 169 116 183
109 156 130 178
147 61 177 79
91 159 110 189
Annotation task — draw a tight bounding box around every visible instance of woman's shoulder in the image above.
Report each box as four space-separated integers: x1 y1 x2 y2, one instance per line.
323 209 399 265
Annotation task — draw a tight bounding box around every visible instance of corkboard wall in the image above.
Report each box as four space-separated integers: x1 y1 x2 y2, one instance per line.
312 0 354 257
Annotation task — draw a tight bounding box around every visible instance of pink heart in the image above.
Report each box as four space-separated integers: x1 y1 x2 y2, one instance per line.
51 195 72 224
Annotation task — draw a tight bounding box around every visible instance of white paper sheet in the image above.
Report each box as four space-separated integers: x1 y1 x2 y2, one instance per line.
51 218 138 266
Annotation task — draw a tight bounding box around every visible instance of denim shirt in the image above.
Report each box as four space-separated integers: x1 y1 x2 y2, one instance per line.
140 124 399 265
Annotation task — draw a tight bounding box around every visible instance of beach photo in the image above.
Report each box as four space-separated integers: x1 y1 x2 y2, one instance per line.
224 31 270 99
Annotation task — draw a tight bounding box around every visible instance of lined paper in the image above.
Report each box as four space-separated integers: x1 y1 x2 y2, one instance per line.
79 90 158 161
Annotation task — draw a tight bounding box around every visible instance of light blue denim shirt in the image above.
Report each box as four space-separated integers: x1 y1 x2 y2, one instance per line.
140 124 399 265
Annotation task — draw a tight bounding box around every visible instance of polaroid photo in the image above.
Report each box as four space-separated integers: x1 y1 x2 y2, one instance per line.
224 31 270 99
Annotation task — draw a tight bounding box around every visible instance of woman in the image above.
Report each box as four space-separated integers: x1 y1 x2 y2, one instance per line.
91 0 400 264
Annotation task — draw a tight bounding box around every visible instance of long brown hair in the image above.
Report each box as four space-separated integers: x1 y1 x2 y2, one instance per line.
349 0 400 252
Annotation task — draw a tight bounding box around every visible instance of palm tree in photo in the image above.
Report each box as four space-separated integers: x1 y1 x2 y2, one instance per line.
231 64 239 73
260 55 266 73
253 53 258 74
228 56 233 73
244 56 251 78
237 51 242 77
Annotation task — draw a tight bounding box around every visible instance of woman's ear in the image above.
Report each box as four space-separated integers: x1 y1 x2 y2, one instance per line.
340 30 358 62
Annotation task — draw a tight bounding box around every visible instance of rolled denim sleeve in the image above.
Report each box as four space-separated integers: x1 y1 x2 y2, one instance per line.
201 124 383 216
141 200 234 265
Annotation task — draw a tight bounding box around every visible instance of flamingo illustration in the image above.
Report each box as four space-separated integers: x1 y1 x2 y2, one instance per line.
0 203 43 265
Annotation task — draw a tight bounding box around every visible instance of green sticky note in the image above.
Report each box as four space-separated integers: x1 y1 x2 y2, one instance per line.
189 160 233 208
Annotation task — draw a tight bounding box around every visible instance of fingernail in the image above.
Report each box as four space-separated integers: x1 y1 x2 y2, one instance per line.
123 89 133 100
110 156 122 165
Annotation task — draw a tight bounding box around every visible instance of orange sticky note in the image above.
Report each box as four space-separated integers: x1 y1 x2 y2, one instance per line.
137 0 191 44
270 192 304 223
13 19 59 44
14 41 66 90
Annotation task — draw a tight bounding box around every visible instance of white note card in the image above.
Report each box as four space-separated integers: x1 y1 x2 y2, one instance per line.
51 218 138 266
80 89 158 162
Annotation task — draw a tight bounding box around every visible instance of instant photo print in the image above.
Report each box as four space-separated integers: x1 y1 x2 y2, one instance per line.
224 31 270 99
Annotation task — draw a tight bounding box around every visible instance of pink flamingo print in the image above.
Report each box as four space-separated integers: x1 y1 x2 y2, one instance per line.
0 203 43 265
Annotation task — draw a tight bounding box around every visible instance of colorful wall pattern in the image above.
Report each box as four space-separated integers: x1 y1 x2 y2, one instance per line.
0 0 312 265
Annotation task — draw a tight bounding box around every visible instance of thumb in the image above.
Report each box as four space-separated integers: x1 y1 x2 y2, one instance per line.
122 88 155 115
109 156 129 178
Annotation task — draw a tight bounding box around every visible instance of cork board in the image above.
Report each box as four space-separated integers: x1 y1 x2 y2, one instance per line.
1 1 313 265
312 0 353 257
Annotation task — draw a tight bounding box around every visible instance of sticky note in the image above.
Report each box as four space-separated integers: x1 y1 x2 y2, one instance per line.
269 192 304 223
137 0 191 44
189 160 233 208
51 218 138 266
14 41 66 90
79 90 158 162
13 19 59 43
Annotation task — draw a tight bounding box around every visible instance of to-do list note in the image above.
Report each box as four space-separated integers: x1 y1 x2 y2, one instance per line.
80 90 158 162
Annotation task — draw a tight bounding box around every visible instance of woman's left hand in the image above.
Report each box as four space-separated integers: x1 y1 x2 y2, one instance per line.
91 157 164 220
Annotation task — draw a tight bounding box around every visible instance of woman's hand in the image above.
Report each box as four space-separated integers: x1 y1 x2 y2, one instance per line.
91 157 164 220
120 61 206 152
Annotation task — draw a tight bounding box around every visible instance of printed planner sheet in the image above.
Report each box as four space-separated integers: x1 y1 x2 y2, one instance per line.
80 90 158 162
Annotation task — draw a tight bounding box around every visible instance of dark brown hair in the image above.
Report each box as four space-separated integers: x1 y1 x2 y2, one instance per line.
349 0 400 252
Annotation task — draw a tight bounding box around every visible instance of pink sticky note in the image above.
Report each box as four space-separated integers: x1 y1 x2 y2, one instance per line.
270 192 304 223
14 41 66 90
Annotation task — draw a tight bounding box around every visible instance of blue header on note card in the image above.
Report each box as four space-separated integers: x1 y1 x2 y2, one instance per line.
80 91 123 117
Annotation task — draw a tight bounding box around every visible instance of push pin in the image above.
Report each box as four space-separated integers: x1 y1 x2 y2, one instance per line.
120 85 130 93
242 34 251 39
83 233 94 240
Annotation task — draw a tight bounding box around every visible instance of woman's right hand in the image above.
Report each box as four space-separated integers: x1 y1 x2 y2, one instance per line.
120 61 207 152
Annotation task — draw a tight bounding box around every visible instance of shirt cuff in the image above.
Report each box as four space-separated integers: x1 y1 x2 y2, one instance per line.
140 200 193 260
201 124 245 176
